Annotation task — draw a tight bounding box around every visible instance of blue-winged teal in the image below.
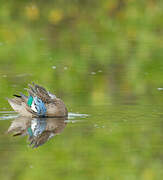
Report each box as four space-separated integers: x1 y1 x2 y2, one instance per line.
7 83 68 117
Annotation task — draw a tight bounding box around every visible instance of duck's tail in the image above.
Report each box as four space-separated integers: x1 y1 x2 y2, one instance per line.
7 94 32 117
7 97 22 112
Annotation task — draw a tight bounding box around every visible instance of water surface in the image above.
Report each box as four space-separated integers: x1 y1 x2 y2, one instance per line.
0 1 163 179
1 97 163 179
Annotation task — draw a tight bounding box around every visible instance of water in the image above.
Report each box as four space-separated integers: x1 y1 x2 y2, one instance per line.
0 96 163 179
0 70 163 180
0 51 163 179
0 1 163 179
6 113 87 148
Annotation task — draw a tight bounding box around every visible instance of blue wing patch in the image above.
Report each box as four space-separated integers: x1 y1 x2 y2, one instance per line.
27 96 47 116
33 97 47 116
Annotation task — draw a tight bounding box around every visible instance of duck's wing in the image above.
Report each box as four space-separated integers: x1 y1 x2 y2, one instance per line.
28 82 53 103
25 83 55 116
7 83 50 117
8 83 60 117
27 83 59 116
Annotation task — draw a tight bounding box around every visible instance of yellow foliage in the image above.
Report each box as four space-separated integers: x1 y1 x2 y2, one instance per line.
48 9 63 25
142 168 155 180
25 5 39 20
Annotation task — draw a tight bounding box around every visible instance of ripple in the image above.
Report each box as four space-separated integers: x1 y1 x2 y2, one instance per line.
0 111 88 121
0 111 18 120
68 112 89 119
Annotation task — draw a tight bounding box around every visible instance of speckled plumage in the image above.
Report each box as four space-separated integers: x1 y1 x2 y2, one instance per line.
7 83 68 117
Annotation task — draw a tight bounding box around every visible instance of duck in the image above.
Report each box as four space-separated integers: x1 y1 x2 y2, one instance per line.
7 82 68 117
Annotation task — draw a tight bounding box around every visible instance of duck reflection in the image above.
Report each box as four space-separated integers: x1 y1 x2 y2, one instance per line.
8 116 67 148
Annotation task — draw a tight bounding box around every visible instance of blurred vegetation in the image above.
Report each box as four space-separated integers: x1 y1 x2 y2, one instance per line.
0 0 162 102
0 0 163 179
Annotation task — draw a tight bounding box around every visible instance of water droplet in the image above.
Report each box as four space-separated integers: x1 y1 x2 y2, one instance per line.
64 66 68 70
52 66 56 69
98 70 102 73
158 88 163 91
91 72 96 75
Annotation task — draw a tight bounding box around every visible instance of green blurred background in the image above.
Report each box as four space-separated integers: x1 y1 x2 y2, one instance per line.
0 0 163 179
